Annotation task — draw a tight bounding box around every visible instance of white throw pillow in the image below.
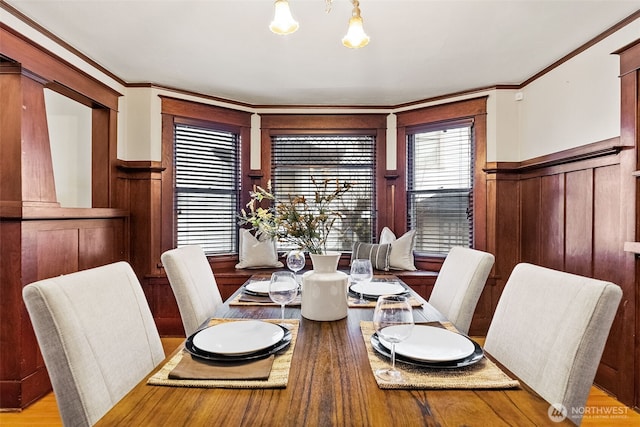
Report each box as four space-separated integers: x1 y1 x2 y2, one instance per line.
379 227 417 271
235 229 284 269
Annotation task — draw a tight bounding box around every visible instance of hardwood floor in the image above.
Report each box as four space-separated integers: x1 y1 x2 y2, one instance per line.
1 338 638 426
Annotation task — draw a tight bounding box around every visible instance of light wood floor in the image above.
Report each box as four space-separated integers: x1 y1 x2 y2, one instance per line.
1 338 638 426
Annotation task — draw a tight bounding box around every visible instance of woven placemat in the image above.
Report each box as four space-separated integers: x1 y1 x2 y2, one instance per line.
148 319 299 389
360 321 520 390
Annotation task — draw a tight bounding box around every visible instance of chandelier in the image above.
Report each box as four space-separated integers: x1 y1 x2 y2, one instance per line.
269 0 370 49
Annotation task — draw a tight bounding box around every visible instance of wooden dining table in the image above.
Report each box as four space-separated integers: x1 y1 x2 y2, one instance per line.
95 275 570 426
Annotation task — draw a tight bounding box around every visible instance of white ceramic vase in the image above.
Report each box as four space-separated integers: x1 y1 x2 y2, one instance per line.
301 251 348 321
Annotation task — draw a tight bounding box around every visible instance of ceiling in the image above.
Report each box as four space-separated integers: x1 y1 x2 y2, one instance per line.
3 0 640 107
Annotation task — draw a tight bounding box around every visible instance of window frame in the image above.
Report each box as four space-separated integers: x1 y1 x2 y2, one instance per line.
173 122 241 254
270 133 378 252
259 114 389 244
160 96 252 257
395 97 488 267
406 119 474 255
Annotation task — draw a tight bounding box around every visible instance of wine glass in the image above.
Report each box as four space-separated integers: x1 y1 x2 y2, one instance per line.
269 271 299 326
286 250 306 283
373 295 414 382
350 258 373 304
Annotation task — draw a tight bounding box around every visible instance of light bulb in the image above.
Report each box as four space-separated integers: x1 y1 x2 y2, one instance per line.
269 0 299 35
342 15 370 49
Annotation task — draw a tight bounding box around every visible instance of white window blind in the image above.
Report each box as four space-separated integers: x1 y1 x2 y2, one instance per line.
271 135 375 252
407 120 473 255
174 123 239 254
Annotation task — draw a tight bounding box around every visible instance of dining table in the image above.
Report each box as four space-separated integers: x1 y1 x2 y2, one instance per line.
95 274 571 426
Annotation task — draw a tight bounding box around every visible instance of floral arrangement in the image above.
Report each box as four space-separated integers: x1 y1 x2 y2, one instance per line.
238 177 353 254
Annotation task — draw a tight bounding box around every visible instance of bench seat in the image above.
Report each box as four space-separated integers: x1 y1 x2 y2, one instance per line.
211 254 438 300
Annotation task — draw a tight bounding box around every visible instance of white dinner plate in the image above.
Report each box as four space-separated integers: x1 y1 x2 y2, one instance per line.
245 280 271 295
192 320 285 355
350 281 405 296
379 325 475 362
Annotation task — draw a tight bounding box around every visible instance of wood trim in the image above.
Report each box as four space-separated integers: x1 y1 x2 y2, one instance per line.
522 11 640 87
20 207 128 220
116 160 165 173
260 114 388 129
613 37 640 76
248 170 264 179
0 24 121 110
159 96 252 127
396 97 488 127
0 2 126 88
484 137 624 174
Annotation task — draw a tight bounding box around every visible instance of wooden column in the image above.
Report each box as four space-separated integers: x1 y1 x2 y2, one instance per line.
615 38 640 409
0 28 124 407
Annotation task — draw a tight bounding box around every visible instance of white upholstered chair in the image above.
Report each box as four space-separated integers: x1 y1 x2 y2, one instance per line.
22 261 165 427
161 245 223 337
484 263 622 425
428 246 495 334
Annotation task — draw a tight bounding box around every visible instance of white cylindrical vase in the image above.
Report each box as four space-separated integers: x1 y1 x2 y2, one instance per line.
301 252 348 321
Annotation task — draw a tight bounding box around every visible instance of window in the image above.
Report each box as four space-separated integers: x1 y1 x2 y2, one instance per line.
174 123 240 254
270 134 375 252
407 120 473 255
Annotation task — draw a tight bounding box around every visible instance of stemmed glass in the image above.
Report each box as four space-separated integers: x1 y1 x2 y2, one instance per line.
269 271 299 326
286 250 306 283
373 295 414 382
350 258 373 304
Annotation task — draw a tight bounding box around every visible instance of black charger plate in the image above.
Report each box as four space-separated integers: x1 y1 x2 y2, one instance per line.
185 324 292 362
348 285 409 301
370 332 484 369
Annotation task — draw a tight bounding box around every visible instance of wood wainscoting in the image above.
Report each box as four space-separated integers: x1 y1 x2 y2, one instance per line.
484 137 636 408
0 210 129 409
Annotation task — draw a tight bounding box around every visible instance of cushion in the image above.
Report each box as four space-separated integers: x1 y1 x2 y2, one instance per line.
235 229 284 269
379 227 417 271
351 242 391 271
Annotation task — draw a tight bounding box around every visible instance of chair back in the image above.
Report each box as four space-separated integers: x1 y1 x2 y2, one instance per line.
428 246 494 334
161 245 223 336
484 263 622 425
22 261 165 427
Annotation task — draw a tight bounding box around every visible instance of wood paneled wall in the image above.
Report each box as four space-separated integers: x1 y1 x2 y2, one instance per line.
0 31 125 408
0 214 128 408
485 139 636 406
616 38 640 410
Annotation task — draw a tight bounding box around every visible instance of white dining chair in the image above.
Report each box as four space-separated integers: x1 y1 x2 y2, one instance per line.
484 263 622 425
22 261 165 427
161 245 223 337
427 246 495 334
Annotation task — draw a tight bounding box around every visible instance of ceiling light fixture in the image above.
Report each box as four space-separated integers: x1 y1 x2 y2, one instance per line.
269 0 299 35
269 0 370 49
342 0 370 49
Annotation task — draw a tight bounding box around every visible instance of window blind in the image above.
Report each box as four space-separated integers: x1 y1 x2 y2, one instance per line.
271 134 375 252
174 123 239 254
407 120 473 255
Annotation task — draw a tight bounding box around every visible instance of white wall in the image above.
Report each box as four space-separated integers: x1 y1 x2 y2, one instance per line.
119 88 159 161
44 89 92 208
515 19 640 160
